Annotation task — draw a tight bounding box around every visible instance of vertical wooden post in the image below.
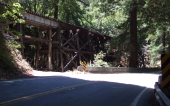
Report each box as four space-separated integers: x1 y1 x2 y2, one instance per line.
48 29 52 70
76 29 81 62
52 50 55 70
77 30 80 49
88 33 92 52
60 50 64 72
35 45 40 69
35 29 41 69
91 34 94 52
55 28 60 71
56 50 58 71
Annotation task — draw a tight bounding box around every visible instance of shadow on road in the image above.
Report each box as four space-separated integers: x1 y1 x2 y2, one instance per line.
0 75 159 106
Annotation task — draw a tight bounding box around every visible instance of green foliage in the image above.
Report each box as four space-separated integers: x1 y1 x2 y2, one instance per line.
8 39 21 49
1 0 170 67
90 51 109 67
57 0 85 26
18 0 86 26
0 2 24 77
0 34 17 73
0 2 24 26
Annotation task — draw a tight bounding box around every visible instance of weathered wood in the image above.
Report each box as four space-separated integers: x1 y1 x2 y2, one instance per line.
79 37 93 50
52 50 56 70
81 51 95 54
52 32 57 38
62 48 95 54
24 12 59 28
48 29 52 70
80 54 88 62
77 30 80 49
35 46 40 68
62 48 79 53
61 50 77 66
23 35 59 44
56 50 59 71
39 48 96 54
60 50 64 72
77 34 81 62
62 36 76 49
35 30 41 68
64 53 78 70
61 30 79 48
88 33 93 52
9 6 112 71
0 1 113 71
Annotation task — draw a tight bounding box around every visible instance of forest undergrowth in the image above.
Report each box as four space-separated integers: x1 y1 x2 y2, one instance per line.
0 33 33 80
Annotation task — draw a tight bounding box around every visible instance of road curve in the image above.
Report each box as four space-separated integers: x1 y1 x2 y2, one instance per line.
0 73 159 106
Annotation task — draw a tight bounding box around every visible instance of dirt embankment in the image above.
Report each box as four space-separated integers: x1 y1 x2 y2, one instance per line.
0 37 33 80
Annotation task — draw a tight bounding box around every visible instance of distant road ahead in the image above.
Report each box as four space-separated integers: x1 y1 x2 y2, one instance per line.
0 73 159 106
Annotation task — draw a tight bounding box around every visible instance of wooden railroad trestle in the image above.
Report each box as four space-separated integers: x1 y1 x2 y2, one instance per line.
10 10 111 72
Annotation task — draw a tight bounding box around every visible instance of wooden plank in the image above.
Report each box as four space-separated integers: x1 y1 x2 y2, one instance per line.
23 35 59 44
60 50 64 72
64 54 78 70
24 13 59 28
52 32 57 38
48 29 52 70
62 36 76 49
77 32 81 62
79 54 82 63
35 45 40 68
81 51 95 54
60 49 77 70
77 29 80 50
35 30 41 69
88 33 92 51
80 54 88 62
62 47 79 53
62 48 95 54
61 31 78 48
56 50 59 71
79 37 93 50
39 48 96 54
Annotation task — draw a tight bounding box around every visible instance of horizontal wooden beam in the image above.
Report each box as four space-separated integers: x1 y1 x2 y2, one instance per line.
62 47 95 54
24 13 59 28
23 35 59 44
39 48 96 54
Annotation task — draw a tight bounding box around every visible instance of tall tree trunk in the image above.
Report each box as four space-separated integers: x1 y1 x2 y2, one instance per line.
33 0 37 13
129 1 138 67
162 28 166 54
54 0 59 19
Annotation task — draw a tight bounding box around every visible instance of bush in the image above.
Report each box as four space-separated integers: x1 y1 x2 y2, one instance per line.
90 51 109 67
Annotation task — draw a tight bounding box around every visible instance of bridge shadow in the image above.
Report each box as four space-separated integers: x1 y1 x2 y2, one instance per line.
0 74 159 106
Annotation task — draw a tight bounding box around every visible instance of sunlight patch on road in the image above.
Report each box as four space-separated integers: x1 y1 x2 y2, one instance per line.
65 73 159 88
32 70 159 89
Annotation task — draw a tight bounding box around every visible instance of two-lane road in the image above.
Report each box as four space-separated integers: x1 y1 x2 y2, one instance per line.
0 72 159 106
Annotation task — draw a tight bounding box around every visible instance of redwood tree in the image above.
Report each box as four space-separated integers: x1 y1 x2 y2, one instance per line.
129 1 138 67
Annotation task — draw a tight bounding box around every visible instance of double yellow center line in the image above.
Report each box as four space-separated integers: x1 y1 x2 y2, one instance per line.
0 81 98 106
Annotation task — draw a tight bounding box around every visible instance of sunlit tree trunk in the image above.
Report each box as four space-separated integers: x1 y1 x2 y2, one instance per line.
129 1 138 67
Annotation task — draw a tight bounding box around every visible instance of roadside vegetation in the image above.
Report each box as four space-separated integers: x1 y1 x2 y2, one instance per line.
0 2 32 80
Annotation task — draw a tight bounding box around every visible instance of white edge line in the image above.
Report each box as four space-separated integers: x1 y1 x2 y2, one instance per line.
131 87 148 106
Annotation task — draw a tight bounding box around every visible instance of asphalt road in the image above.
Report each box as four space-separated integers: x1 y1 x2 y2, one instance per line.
0 73 159 106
